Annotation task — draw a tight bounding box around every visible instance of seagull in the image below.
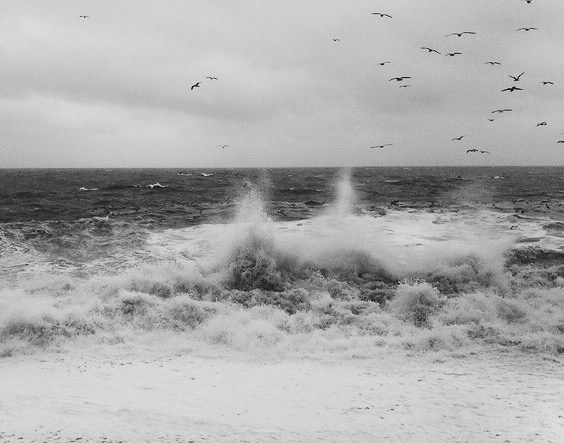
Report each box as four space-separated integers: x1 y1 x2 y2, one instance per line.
399 85 412 88
541 81 554 85
502 86 523 92
371 12 392 18
445 52 462 57
509 72 525 81
452 135 466 141
217 144 230 149
190 82 201 90
377 61 391 66
421 47 441 54
517 27 537 31
332 38 340 41
79 15 90 18
206 76 218 80
445 32 476 37
521 0 533 3
370 144 394 149
487 118 495 122
389 76 411 81
536 122 547 126
467 149 490 154
492 109 512 113
485 61 502 66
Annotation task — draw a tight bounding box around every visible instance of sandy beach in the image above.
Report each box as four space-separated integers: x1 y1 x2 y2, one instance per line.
1 350 563 442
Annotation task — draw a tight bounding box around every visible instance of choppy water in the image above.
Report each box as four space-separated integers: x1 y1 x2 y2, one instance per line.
1 167 563 358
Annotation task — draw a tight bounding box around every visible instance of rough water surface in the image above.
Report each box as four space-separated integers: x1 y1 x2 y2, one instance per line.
1 167 564 358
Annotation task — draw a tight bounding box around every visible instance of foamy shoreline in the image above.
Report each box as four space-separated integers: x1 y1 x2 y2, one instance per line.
1 350 563 442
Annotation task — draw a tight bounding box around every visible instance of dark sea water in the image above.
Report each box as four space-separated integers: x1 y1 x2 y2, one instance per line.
1 167 563 358
2 166 564 223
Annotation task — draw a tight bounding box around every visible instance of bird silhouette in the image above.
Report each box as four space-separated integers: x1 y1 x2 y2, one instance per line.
190 82 201 90
399 85 412 88
445 52 462 57
491 109 512 114
502 86 523 92
487 118 495 122
445 32 476 37
558 140 564 144
485 61 502 65
377 61 391 66
206 76 218 80
541 81 554 85
371 144 393 149
332 38 340 42
421 47 441 54
79 15 90 18
389 76 411 81
521 0 533 3
467 149 490 154
536 122 547 126
517 27 537 31
509 72 525 81
217 144 230 149
452 135 466 141
371 13 392 18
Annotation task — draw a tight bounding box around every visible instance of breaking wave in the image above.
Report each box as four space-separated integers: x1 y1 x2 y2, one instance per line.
1 171 564 359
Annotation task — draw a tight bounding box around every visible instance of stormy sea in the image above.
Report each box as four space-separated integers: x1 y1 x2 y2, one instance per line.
1 166 563 359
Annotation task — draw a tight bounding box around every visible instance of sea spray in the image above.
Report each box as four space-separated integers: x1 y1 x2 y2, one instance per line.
223 181 290 291
329 168 357 217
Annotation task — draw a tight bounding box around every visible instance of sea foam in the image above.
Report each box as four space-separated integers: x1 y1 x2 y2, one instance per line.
1 172 564 359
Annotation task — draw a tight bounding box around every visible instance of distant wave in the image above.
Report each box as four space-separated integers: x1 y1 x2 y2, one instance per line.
146 182 166 189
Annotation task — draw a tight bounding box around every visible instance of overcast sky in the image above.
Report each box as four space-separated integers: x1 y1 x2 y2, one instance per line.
1 0 563 168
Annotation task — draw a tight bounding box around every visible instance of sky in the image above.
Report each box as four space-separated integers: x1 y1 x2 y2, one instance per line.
1 0 563 168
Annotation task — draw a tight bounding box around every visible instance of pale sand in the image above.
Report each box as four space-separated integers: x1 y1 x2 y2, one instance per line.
0 351 563 442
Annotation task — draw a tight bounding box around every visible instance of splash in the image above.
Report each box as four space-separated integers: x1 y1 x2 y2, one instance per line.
329 168 356 217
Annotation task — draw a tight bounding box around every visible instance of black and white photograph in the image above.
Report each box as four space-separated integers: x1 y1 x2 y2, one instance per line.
1 0 564 441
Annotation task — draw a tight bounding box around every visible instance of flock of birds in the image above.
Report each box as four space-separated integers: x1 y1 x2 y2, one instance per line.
77 7 562 157
339 7 563 155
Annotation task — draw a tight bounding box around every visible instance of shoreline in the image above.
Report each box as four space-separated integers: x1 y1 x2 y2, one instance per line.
1 350 563 442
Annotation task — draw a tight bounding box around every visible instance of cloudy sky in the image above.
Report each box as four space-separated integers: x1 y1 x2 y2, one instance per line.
1 0 563 168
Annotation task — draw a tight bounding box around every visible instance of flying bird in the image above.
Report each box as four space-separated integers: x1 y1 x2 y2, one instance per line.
445 52 462 57
421 47 441 54
206 76 218 80
502 86 523 92
217 144 230 149
332 38 340 42
558 140 564 144
509 72 525 81
541 81 554 85
445 32 476 37
377 61 391 66
536 122 547 126
521 0 533 3
467 149 490 154
485 61 502 66
487 118 495 122
452 135 466 141
371 13 392 18
79 15 90 18
389 76 411 81
517 27 537 31
491 109 512 113
371 144 394 149
399 85 412 88
190 82 201 90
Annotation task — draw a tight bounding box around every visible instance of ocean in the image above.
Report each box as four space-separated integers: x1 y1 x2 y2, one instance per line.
1 167 563 358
